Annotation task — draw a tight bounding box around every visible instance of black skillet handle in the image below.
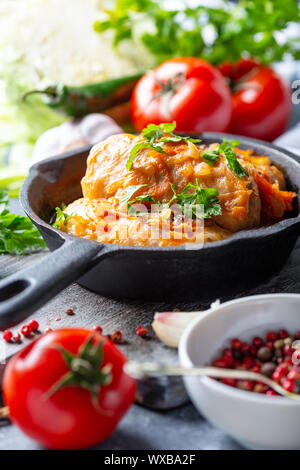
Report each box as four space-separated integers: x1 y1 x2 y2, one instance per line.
0 239 102 329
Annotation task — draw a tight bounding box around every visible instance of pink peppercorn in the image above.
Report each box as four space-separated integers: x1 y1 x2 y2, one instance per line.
279 329 289 339
252 336 263 348
213 358 227 368
231 338 242 350
110 330 122 344
28 320 39 332
13 332 21 342
92 325 103 334
221 378 236 387
281 378 294 393
240 342 250 354
21 325 32 338
136 325 149 338
266 331 278 342
2 330 12 342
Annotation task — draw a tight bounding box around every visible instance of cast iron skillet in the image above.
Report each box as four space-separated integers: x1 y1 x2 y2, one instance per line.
0 133 299 328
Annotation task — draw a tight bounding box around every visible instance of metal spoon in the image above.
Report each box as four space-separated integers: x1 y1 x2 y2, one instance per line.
124 361 300 401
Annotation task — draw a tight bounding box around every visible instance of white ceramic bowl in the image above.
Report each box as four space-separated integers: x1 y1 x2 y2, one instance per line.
179 294 300 450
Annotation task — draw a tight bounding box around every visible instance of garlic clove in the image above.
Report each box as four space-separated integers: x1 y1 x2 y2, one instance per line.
152 300 221 348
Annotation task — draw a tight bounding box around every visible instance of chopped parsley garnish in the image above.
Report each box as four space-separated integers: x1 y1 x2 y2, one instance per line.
201 139 248 179
52 205 70 229
119 184 148 207
0 191 46 254
126 122 201 171
219 139 248 178
201 149 221 166
169 180 222 219
119 180 221 220
119 184 159 215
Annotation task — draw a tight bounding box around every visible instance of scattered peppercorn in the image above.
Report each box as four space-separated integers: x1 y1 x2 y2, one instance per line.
13 332 21 343
92 325 103 334
110 330 122 344
136 325 149 338
27 320 39 332
2 330 12 342
66 308 74 316
21 325 32 338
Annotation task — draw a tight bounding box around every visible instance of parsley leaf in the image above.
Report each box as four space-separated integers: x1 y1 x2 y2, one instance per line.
128 194 159 216
169 180 222 219
126 122 201 171
142 122 176 141
119 184 148 207
126 142 168 171
0 191 46 254
119 184 159 215
219 139 248 178
201 149 220 166
52 205 70 229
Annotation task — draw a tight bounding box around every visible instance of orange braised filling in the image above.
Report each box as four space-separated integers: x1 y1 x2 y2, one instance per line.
55 124 296 247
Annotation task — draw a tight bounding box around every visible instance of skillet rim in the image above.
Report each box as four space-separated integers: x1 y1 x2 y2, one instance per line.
20 132 300 256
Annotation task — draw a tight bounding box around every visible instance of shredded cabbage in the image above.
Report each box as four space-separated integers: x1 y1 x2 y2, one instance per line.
0 0 149 194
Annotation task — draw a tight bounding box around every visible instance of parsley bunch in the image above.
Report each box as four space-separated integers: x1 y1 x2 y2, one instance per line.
126 122 200 170
0 192 46 254
94 0 300 66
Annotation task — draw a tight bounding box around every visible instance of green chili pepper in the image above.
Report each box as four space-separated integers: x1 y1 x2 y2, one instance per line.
22 73 143 117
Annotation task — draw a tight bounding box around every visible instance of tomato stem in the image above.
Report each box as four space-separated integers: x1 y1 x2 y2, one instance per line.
42 335 113 412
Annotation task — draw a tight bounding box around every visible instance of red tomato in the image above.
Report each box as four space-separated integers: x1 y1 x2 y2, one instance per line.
219 59 291 141
3 328 136 449
131 57 232 133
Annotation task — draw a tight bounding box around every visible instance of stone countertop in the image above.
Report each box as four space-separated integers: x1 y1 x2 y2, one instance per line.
1 236 300 449
0 401 241 450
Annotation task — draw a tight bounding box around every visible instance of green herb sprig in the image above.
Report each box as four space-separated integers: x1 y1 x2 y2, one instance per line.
126 122 200 171
52 205 70 229
201 149 221 166
201 139 248 179
0 191 46 254
119 180 221 219
95 0 300 65
169 180 222 219
219 139 248 178
119 184 160 215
